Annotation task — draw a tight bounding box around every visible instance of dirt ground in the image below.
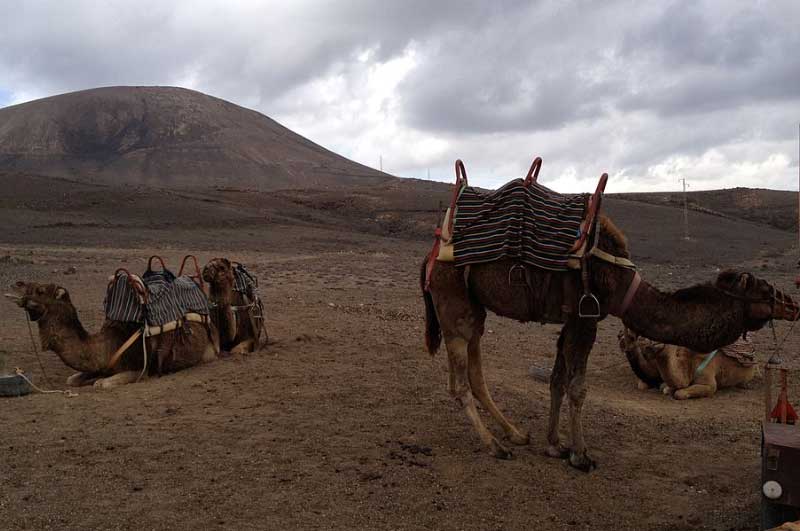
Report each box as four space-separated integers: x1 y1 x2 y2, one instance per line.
2 193 800 531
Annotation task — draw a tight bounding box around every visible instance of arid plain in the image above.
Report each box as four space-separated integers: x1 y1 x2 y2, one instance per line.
1 175 799 531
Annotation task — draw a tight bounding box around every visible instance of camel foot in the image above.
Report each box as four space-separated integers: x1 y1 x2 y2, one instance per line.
660 384 673 396
491 440 514 460
93 378 113 390
636 379 650 391
66 372 98 387
673 389 690 400
569 451 597 472
544 444 570 459
507 431 530 446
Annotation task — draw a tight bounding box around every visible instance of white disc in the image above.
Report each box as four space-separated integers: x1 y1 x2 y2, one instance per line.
763 480 783 500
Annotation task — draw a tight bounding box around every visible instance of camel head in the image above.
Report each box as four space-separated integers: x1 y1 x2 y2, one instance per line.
4 281 73 321
202 258 235 289
617 327 639 353
715 270 800 327
617 328 665 361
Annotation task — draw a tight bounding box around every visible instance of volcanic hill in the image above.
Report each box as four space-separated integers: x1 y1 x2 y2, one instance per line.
0 86 391 190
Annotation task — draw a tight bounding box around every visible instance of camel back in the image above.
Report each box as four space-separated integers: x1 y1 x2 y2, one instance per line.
449 178 588 270
104 268 210 326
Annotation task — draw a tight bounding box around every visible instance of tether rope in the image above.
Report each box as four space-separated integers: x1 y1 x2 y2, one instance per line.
25 313 54 388
22 314 78 397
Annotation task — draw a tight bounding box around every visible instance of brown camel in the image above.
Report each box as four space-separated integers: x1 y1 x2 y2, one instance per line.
202 258 266 354
421 215 799 470
618 327 758 399
5 282 219 388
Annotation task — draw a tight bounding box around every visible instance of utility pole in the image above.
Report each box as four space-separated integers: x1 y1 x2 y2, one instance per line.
797 123 799 254
379 155 383 172
679 177 689 240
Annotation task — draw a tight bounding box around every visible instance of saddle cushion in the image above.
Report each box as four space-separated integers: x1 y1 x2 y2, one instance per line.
232 263 259 302
105 269 210 326
448 178 587 270
719 336 756 367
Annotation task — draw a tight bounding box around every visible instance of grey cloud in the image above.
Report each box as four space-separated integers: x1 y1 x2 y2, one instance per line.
0 0 797 191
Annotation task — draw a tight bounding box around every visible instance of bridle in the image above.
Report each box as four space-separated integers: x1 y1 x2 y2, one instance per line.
715 283 799 322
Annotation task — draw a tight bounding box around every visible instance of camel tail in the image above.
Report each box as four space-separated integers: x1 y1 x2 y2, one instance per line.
420 258 441 355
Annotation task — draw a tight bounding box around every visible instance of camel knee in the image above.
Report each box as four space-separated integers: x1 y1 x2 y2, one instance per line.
93 371 143 389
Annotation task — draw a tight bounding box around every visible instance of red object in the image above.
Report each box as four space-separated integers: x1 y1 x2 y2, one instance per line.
770 371 798 425
424 228 441 292
523 156 542 187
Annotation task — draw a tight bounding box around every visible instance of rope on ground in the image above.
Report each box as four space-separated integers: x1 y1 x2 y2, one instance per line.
14 368 77 398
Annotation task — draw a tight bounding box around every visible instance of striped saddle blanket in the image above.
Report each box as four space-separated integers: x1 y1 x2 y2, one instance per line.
104 268 210 326
233 263 259 301
451 178 588 270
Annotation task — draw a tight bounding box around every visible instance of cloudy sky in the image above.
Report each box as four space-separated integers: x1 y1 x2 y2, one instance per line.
1 0 798 192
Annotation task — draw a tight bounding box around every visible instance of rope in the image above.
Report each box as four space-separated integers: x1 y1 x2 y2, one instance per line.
769 318 800 364
14 368 77 398
25 313 54 388
136 328 148 383
694 349 719 378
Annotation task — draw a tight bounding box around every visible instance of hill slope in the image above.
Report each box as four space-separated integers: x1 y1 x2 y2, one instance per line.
0 86 391 190
613 188 799 232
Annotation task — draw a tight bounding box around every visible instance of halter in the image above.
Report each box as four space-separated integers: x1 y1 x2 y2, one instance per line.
716 283 799 322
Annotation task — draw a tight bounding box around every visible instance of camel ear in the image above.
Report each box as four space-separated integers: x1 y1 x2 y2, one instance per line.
736 273 751 292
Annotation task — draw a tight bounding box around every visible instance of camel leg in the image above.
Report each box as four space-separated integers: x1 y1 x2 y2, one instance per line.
93 371 145 389
545 331 570 459
563 317 598 472
66 372 99 387
467 333 530 446
673 380 717 400
230 339 255 355
445 336 512 459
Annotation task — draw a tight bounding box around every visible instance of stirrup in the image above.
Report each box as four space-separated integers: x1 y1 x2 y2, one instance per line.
578 294 601 318
508 264 527 286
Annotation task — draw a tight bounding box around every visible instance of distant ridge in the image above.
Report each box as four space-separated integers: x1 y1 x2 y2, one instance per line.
0 86 392 190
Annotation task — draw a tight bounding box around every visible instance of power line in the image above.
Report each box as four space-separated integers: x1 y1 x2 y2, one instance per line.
678 177 689 240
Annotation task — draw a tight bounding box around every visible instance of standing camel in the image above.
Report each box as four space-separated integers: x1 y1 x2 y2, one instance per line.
5 282 219 388
421 215 799 470
202 258 267 354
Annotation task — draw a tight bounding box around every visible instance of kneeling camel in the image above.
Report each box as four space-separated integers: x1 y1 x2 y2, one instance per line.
618 327 757 399
5 282 219 388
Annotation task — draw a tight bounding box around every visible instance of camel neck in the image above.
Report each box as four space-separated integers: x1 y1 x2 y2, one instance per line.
209 282 238 344
209 282 234 305
620 278 746 353
37 312 110 373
